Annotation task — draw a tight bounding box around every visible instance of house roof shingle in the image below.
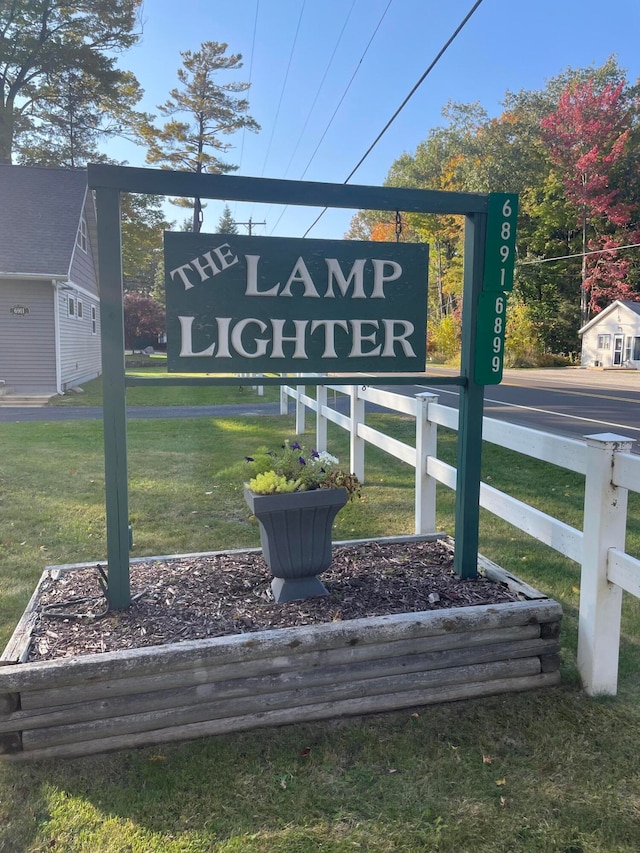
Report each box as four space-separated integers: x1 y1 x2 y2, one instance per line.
579 298 640 333
619 300 640 317
0 164 88 278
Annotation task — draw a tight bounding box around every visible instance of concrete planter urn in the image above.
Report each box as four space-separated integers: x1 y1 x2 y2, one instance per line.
243 485 348 602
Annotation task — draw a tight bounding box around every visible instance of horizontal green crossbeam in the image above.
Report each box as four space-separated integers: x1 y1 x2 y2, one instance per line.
88 164 488 215
125 374 466 388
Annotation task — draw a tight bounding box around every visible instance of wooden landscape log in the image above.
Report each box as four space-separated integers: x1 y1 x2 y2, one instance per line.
0 569 49 665
7 670 561 761
21 657 544 751
0 599 562 698
0 542 563 762
0 634 560 734
14 622 548 711
0 665 19 716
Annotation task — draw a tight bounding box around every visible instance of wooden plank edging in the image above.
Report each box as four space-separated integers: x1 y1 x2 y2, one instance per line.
1 634 560 731
0 599 562 694
15 622 546 710
4 671 561 762
22 658 543 750
0 537 563 761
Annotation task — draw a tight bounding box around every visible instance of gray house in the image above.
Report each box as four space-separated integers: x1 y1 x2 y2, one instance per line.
0 165 102 396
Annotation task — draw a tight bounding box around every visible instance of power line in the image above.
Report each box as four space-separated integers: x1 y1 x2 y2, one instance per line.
302 0 485 238
259 0 306 178
237 0 260 176
269 0 394 236
518 242 640 265
235 0 260 220
299 0 394 182
267 0 358 236
282 0 358 179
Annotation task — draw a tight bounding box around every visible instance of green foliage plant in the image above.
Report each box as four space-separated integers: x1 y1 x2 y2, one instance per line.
245 439 361 498
429 314 460 361
504 299 541 367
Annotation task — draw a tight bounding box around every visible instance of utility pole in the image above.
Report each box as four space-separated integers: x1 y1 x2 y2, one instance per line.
236 217 266 236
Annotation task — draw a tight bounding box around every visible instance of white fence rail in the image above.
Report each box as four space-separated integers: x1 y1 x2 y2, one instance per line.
282 382 639 697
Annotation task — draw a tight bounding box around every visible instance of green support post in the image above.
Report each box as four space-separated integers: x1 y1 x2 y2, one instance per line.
454 211 488 579
95 187 131 609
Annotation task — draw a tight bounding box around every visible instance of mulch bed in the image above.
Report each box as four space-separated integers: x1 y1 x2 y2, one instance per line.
26 539 521 662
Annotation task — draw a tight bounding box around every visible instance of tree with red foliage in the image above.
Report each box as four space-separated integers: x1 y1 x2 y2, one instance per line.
541 78 636 322
123 292 166 351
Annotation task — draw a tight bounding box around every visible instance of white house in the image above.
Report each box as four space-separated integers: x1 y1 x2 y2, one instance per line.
579 299 640 369
0 165 102 396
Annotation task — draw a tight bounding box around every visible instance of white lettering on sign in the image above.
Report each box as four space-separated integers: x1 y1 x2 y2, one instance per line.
177 316 417 360
169 247 404 300
165 233 428 373
170 243 239 290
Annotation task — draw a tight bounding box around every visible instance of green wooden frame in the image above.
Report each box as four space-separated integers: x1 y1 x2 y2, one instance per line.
88 164 494 609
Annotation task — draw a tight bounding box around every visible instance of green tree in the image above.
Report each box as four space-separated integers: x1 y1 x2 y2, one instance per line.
217 204 238 234
0 0 142 164
121 194 173 297
139 41 260 232
16 67 143 167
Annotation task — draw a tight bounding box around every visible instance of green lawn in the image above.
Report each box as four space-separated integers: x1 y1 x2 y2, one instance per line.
1 412 639 852
49 355 281 407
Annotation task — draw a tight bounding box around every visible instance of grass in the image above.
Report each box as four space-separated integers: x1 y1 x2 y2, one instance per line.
50 354 281 407
1 411 639 851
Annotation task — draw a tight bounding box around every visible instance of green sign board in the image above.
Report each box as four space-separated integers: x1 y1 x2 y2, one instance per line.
483 193 518 292
475 192 518 385
164 233 429 374
474 291 508 385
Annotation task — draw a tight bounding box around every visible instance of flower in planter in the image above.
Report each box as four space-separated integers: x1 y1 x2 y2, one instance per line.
244 439 360 498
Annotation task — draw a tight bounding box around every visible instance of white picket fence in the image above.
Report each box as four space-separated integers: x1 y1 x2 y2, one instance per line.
280 381 640 697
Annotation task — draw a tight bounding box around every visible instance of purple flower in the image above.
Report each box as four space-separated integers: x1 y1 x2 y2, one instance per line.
311 449 320 458
292 441 301 450
298 456 306 465
244 456 254 462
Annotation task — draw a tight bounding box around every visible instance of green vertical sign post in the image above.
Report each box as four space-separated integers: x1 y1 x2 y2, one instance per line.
474 193 518 386
88 163 516 606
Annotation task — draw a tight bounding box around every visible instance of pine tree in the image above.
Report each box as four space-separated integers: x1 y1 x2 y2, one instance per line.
139 41 260 232
217 205 239 234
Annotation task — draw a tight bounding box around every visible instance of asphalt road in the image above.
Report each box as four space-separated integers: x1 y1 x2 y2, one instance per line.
380 366 640 449
1 368 638 451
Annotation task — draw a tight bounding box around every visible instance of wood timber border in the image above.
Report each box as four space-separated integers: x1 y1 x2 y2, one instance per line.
0 536 562 760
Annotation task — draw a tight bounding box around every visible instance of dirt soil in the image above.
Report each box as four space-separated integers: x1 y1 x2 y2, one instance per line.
27 539 521 662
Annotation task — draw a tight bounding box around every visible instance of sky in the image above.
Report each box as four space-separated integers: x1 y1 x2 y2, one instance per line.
107 0 640 239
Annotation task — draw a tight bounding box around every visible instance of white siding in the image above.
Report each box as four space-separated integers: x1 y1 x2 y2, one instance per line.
58 286 102 389
581 305 640 369
60 191 102 389
68 194 99 297
0 280 57 392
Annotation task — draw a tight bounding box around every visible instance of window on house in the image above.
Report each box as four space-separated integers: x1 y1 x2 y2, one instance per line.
624 336 632 363
634 337 640 361
91 305 97 335
77 300 83 319
77 216 88 253
68 295 76 317
597 334 611 349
